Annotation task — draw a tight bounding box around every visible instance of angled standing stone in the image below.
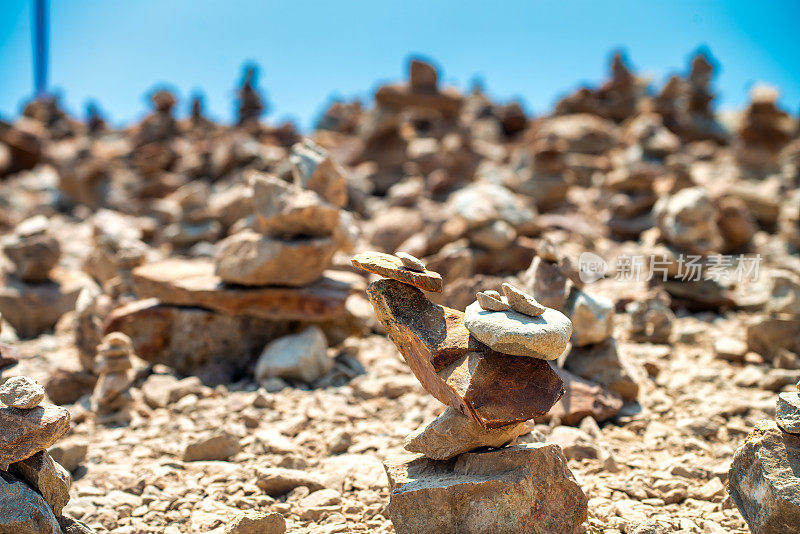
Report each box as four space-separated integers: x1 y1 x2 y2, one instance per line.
9 450 71 516
353 252 443 293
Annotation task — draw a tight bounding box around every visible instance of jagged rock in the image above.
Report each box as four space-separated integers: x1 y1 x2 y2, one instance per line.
567 289 614 346
777 393 800 434
352 251 443 293
367 278 564 428
627 289 673 343
0 403 70 470
215 231 337 287
395 252 425 272
0 471 60 534
57 515 97 534
290 139 348 208
9 450 71 516
0 376 45 409
476 291 511 311
767 270 800 316
564 340 641 401
223 511 286 534
254 326 332 384
502 283 545 316
251 172 340 237
464 300 571 359
384 443 588 534
728 420 800 533
548 367 623 425
403 407 528 460
132 259 349 321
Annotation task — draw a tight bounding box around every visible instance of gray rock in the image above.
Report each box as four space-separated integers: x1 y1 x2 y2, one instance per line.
0 471 60 534
464 300 571 359
255 326 331 384
251 172 340 237
385 443 587 534
728 419 800 533
0 376 45 409
567 289 614 347
777 393 800 434
404 407 528 460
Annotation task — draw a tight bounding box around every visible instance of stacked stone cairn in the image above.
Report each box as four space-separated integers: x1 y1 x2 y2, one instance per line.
352 250 588 534
0 374 91 532
90 332 135 425
727 380 800 533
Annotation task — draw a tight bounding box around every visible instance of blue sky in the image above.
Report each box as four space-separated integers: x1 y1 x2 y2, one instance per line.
1 1 798 130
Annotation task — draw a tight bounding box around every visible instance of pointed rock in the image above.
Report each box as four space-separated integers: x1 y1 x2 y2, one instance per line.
476 291 511 311
367 278 564 428
0 404 70 470
353 252 443 293
502 283 546 316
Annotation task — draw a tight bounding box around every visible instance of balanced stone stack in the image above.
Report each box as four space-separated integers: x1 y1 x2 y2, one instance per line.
0 215 84 337
727 381 800 533
352 250 588 534
0 375 91 533
112 139 352 379
90 332 135 425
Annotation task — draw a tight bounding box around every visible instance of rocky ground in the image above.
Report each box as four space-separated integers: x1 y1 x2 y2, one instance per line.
1 51 799 533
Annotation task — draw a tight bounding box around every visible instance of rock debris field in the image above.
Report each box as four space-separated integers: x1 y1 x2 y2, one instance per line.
1 52 800 533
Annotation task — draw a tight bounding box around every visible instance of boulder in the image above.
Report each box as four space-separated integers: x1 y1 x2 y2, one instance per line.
215 231 337 287
728 420 800 533
254 326 332 384
367 278 564 428
254 467 326 496
9 450 71 516
384 443 588 534
132 259 349 321
0 404 70 470
404 407 528 460
463 300 571 359
653 187 722 254
0 472 60 534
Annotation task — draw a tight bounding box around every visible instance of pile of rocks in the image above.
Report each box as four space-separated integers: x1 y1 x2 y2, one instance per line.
90 332 135 426
353 250 588 533
0 375 92 532
727 380 800 533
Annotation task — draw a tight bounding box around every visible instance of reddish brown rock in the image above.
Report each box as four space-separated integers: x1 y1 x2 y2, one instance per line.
547 367 623 425
353 251 443 293
132 259 348 321
0 404 70 470
367 278 564 428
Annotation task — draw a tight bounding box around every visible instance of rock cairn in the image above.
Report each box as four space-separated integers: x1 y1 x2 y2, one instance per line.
728 380 800 533
352 250 588 534
90 332 135 425
0 373 87 533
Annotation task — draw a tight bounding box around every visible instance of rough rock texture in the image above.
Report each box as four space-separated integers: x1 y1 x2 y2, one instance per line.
215 231 337 287
254 326 332 384
728 420 800 533
0 403 70 470
549 367 623 425
776 393 800 434
367 278 564 428
564 340 642 401
0 375 45 409
352 251 443 293
567 289 614 347
384 443 588 534
502 283 545 316
132 259 349 321
464 300 571 359
9 450 71 516
0 472 61 534
403 407 528 460
223 511 286 534
57 515 97 534
251 172 340 237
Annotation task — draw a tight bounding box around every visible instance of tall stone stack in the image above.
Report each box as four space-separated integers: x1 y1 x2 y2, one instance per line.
727 382 800 533
352 251 588 534
0 215 84 338
0 375 90 533
735 84 794 172
91 332 135 425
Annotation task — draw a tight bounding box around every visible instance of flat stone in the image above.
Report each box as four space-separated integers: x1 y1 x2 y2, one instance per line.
0 376 45 409
9 450 71 516
251 172 341 237
464 300 571 359
215 231 337 286
0 403 70 470
777 393 800 434
476 291 510 311
132 259 349 321
223 511 286 534
384 444 588 534
367 278 564 428
404 407 528 460
502 282 545 316
353 251 443 293
254 326 332 384
0 472 60 534
728 420 800 533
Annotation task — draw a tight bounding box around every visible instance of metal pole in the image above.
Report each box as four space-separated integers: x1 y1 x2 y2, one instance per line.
33 0 48 98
